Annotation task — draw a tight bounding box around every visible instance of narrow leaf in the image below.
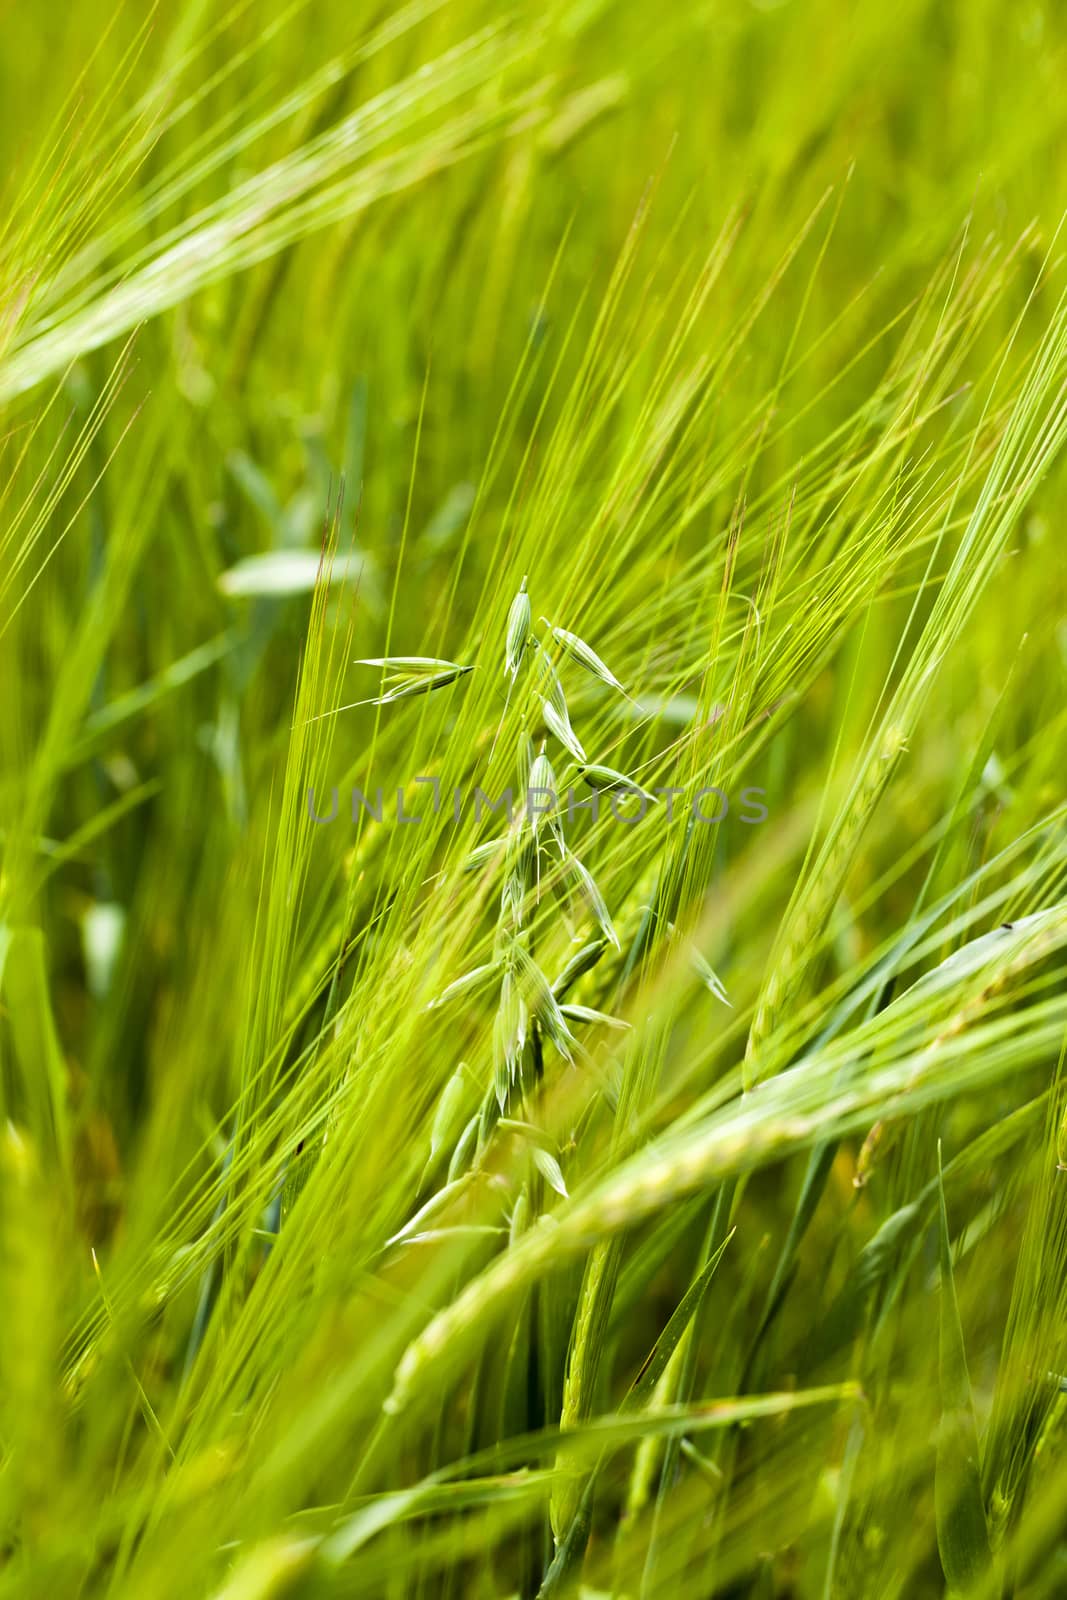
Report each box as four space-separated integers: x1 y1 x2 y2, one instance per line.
626 1230 735 1409
935 1143 991 1592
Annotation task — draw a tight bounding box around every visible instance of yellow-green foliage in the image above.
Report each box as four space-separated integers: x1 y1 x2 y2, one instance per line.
1 3 1067 1597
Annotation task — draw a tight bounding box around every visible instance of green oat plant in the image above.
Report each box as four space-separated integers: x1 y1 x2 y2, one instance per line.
2 2 1067 1597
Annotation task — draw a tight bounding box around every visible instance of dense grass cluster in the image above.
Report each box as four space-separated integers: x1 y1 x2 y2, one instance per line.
1 2 1067 1596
